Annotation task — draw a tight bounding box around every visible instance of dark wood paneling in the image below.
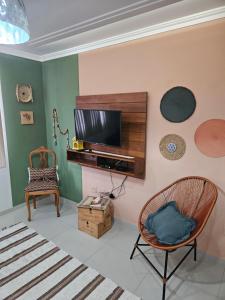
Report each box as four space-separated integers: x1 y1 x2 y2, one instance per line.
77 92 147 104
76 102 146 113
122 123 146 133
123 113 146 123
122 131 145 143
74 92 148 179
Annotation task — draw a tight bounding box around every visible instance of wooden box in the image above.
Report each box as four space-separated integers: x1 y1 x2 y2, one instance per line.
78 214 112 239
78 204 111 223
77 196 113 238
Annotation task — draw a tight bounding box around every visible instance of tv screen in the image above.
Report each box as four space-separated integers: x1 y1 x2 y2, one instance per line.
74 109 121 147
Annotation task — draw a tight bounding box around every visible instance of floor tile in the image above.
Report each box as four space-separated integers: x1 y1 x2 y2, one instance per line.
134 271 164 300
58 208 78 228
25 213 72 240
100 218 143 255
85 243 149 293
52 226 107 262
1 203 225 300
216 266 225 300
0 206 27 227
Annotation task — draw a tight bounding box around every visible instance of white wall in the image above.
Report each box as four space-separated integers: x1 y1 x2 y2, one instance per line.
0 83 12 212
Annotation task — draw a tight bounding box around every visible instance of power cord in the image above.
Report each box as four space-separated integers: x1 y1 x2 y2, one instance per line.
109 173 127 199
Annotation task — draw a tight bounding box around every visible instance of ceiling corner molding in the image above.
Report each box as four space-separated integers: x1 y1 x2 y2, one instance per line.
40 5 225 62
0 48 42 62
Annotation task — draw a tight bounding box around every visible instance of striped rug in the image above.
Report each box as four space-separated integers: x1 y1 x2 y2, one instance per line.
0 223 140 300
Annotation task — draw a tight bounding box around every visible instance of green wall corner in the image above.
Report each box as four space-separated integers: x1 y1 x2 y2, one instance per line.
42 55 82 202
0 54 47 206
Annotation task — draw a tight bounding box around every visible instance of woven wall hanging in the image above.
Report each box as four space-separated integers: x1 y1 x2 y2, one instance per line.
160 134 186 160
195 119 225 158
160 86 196 122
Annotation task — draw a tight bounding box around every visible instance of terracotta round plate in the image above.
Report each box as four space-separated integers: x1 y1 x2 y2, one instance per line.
195 119 225 158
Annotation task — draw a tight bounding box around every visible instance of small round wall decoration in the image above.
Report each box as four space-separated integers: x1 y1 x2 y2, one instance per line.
195 119 225 158
160 86 196 123
16 84 33 103
160 134 186 160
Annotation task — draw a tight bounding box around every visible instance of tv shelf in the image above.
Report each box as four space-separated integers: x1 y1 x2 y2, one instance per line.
67 149 144 179
69 92 147 179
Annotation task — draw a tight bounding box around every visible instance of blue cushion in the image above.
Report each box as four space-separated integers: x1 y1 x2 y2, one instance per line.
144 201 196 245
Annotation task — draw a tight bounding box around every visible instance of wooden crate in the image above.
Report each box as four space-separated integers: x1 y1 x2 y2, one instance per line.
78 214 112 239
78 205 111 223
77 196 113 238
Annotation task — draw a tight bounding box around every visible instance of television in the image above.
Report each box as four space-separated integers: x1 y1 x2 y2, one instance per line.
74 109 121 147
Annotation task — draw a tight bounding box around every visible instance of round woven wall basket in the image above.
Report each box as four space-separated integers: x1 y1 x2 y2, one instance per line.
160 134 186 160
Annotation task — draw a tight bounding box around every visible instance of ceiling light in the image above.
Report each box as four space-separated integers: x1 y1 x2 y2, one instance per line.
0 0 29 44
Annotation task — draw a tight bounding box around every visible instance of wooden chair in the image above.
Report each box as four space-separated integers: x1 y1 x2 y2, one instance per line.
24 146 60 221
130 176 218 300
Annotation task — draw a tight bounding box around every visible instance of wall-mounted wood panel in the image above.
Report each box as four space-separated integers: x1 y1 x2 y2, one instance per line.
75 92 148 179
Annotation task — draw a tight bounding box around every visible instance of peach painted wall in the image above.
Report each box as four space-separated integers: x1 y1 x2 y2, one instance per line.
78 19 225 258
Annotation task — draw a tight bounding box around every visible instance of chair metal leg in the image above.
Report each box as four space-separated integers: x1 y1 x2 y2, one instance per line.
194 239 197 261
162 251 168 300
132 239 195 300
130 234 141 260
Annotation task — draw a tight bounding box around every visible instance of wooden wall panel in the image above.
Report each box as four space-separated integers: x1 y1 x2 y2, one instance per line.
76 92 148 177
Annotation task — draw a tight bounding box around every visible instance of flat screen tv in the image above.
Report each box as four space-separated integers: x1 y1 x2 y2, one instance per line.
74 109 121 147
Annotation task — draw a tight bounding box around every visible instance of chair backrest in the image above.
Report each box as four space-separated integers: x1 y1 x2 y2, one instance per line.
139 176 218 233
29 146 56 169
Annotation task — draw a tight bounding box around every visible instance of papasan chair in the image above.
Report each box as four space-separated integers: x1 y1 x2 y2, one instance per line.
130 176 218 300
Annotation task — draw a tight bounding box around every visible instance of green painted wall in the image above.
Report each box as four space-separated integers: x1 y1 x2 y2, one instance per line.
42 55 82 202
0 54 47 206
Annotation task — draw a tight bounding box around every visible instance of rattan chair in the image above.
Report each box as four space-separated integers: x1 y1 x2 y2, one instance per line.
24 146 60 221
130 176 218 300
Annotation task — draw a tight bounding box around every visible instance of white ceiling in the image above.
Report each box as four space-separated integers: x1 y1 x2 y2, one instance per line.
0 0 224 61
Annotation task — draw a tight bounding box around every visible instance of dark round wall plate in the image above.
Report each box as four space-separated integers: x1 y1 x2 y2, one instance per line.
160 86 196 123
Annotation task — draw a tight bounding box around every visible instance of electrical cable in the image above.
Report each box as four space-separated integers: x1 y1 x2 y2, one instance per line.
110 172 115 191
109 173 127 199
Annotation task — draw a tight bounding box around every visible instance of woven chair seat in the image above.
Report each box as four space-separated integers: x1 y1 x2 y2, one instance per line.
130 176 218 300
25 180 58 192
138 176 218 251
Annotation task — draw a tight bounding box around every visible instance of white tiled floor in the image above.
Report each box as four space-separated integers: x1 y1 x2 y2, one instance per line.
0 198 225 300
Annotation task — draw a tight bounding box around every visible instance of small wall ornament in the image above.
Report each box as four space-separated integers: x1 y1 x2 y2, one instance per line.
16 84 33 103
20 111 34 125
159 134 186 160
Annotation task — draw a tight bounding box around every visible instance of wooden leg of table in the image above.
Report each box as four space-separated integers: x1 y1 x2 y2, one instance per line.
25 193 31 222
33 196 37 209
